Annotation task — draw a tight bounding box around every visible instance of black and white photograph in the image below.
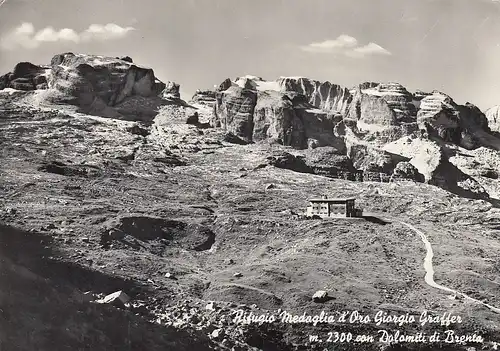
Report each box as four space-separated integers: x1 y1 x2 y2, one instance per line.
0 0 499 350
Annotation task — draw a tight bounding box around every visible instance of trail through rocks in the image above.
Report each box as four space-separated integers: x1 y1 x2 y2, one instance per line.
400 221 500 314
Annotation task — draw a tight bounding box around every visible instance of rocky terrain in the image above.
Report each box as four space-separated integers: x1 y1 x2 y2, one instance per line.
0 53 499 351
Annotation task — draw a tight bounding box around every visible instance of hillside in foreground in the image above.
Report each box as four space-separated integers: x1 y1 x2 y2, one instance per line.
0 54 499 351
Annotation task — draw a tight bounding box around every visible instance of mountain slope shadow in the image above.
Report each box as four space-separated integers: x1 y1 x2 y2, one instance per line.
0 223 214 351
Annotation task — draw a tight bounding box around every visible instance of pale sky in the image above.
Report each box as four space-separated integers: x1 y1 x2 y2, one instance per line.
1 0 500 110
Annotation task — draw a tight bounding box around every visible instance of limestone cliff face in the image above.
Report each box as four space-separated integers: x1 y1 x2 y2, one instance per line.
417 91 490 149
212 76 500 152
213 77 345 150
485 105 500 133
277 77 352 115
190 90 216 107
375 83 417 123
409 140 489 199
48 53 172 120
252 90 304 147
0 53 181 121
213 82 257 143
347 89 398 126
0 62 49 91
347 83 417 126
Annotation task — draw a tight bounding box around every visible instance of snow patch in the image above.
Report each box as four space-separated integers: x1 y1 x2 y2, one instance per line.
383 136 430 158
40 68 52 78
92 58 107 65
239 75 263 81
0 88 21 95
362 88 405 97
279 76 306 80
305 108 327 114
256 80 280 92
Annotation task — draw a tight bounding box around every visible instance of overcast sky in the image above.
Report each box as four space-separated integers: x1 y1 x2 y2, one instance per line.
1 0 500 110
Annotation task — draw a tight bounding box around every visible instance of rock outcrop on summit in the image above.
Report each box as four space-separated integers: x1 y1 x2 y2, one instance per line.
190 89 216 107
1 53 181 121
348 82 417 125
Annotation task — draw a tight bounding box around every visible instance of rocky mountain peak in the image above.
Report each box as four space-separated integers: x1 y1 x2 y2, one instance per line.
0 52 183 121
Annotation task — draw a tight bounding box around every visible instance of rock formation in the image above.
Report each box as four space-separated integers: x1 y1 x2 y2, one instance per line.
0 62 49 91
348 82 417 124
190 89 216 107
209 75 500 197
390 162 425 182
409 141 489 199
304 147 356 178
417 91 490 149
0 53 181 121
485 105 500 133
277 77 352 114
161 81 181 100
213 76 346 150
48 53 175 120
266 151 312 174
213 77 499 151
213 78 258 142
2 57 499 199
346 143 408 174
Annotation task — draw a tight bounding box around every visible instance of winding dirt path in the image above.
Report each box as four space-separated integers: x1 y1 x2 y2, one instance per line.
399 221 500 314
